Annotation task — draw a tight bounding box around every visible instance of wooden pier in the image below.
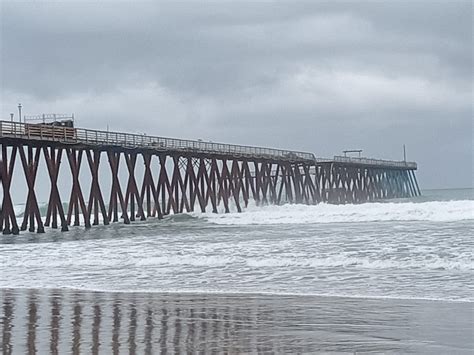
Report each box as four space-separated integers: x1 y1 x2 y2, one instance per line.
0 120 420 234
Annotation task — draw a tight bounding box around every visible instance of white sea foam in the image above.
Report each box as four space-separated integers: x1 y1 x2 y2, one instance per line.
245 255 472 272
8 286 472 303
3 245 470 272
13 199 473 224
196 200 474 225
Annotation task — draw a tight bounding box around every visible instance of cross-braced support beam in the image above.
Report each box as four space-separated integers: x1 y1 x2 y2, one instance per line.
0 139 420 235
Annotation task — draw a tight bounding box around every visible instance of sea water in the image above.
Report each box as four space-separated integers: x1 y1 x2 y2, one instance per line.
0 188 472 353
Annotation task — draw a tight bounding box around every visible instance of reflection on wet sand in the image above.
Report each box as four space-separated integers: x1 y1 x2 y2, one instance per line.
2 292 13 355
0 289 472 354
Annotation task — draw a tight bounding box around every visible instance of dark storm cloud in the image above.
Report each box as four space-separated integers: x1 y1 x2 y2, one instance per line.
0 1 472 188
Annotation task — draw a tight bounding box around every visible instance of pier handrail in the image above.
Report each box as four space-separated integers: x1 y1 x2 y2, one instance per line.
0 120 418 168
0 120 315 161
333 155 417 169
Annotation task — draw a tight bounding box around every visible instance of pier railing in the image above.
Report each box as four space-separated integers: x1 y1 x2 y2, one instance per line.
0 120 315 161
333 155 417 169
0 120 417 168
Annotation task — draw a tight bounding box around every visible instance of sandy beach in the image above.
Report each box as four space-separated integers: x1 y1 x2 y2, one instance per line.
1 288 472 354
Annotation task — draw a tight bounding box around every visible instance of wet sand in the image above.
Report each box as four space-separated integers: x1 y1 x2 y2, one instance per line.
1 288 472 354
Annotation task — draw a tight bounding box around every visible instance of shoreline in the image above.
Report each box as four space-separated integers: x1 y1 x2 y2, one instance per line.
0 286 471 304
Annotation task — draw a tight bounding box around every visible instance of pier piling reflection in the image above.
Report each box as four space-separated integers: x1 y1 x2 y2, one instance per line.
0 289 471 354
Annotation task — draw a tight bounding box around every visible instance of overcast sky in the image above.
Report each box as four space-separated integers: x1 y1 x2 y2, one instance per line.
1 1 472 189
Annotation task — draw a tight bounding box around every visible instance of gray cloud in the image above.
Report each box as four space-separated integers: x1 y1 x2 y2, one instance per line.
1 1 472 189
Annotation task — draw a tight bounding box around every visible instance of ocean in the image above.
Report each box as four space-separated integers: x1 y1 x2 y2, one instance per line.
1 188 473 353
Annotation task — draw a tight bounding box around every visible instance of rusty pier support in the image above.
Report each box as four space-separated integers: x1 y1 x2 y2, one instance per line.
0 121 420 234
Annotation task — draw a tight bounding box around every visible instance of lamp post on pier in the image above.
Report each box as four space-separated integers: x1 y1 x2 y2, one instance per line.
18 103 22 123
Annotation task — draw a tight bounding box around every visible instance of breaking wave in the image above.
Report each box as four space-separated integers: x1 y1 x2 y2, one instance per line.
5 250 471 272
197 200 474 225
